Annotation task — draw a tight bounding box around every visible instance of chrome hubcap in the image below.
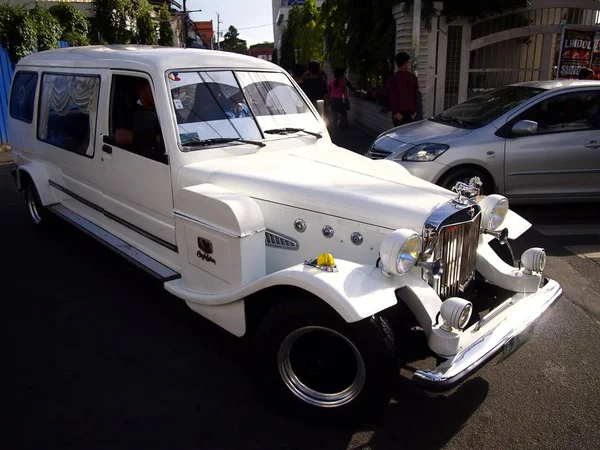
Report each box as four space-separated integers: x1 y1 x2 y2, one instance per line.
277 326 366 408
27 189 42 224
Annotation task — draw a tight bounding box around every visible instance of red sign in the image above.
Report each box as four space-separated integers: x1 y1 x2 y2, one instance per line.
557 29 596 79
592 33 600 80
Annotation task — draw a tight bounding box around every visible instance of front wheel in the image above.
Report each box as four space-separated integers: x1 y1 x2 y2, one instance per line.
253 299 397 425
438 167 494 196
25 183 46 226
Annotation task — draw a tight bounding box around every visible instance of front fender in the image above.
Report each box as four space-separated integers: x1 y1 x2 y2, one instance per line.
165 259 440 324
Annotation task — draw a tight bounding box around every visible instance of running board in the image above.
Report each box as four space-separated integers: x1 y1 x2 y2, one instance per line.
48 204 181 282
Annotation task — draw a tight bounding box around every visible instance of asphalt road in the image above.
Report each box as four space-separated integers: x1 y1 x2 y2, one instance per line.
2 133 600 450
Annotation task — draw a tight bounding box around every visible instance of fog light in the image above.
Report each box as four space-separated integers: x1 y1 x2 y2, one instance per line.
521 248 546 274
440 297 473 331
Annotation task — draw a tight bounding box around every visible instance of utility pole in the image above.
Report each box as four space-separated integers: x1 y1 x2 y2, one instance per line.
216 12 221 50
182 0 188 48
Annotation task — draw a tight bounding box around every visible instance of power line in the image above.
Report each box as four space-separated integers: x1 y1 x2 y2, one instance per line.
236 23 275 31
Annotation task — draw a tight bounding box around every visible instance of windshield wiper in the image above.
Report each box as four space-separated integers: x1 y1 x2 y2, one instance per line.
264 127 322 139
182 137 265 148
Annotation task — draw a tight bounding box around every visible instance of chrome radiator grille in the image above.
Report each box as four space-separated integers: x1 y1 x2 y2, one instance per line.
432 213 481 299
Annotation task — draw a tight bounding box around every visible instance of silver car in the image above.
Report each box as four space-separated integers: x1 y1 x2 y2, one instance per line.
366 80 600 203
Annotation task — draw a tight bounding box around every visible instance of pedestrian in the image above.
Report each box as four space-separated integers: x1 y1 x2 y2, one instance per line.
578 67 595 80
328 68 355 129
387 51 419 128
301 60 328 112
290 64 305 86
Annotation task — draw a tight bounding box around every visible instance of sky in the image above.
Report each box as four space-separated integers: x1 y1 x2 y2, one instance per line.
186 0 275 47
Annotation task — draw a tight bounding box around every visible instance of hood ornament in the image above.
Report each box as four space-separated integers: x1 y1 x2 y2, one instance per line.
452 177 482 205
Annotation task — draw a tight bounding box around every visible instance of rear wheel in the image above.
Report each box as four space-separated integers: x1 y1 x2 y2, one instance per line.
438 167 494 196
253 299 397 425
24 183 51 227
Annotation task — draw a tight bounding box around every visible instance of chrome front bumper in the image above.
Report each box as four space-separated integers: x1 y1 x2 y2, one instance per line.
412 277 563 392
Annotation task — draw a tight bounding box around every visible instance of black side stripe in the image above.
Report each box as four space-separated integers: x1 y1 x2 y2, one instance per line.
48 180 178 253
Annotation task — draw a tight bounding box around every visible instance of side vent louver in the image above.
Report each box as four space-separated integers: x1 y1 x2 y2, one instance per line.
265 229 299 250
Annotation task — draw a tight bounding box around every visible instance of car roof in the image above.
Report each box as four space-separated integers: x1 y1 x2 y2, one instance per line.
16 45 279 73
509 79 600 90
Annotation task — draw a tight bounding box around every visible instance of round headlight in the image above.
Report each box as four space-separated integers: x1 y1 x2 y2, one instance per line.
440 298 473 330
380 229 422 276
478 194 509 230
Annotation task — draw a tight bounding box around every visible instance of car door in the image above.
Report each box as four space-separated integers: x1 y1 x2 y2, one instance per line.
97 71 176 251
503 89 600 199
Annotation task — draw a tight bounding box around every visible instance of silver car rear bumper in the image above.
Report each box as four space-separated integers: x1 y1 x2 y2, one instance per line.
412 277 563 392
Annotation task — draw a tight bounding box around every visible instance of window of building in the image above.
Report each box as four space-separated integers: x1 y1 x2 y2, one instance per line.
37 73 100 157
10 71 38 123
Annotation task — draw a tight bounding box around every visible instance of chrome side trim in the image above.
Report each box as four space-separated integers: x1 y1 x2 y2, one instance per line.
49 180 178 253
173 210 266 238
48 204 180 281
412 278 562 392
265 229 299 250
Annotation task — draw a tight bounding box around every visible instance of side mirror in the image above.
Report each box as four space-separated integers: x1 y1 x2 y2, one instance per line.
316 99 325 117
511 120 538 136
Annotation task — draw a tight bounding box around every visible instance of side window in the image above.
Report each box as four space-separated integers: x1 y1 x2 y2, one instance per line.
37 73 100 157
109 74 164 161
517 91 600 134
10 71 38 123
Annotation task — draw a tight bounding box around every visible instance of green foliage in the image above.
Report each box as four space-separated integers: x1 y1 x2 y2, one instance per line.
134 0 158 45
221 26 248 54
93 0 134 44
158 2 174 47
280 0 324 69
0 4 37 63
29 5 63 52
48 3 89 45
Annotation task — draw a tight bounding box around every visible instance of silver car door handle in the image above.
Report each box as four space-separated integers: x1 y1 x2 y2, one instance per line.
584 143 600 149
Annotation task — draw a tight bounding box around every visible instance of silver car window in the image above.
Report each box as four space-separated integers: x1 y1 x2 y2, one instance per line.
516 90 600 134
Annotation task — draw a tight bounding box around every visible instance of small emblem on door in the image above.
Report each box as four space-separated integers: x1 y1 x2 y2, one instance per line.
197 237 216 264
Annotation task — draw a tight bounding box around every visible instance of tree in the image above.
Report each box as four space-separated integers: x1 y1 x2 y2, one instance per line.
158 2 174 46
0 4 37 63
93 0 134 44
294 0 323 66
221 26 248 54
29 5 63 51
48 3 90 46
279 6 301 69
134 0 158 45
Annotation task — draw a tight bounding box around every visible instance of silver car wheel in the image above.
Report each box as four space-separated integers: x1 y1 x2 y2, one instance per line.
26 187 42 225
277 326 366 408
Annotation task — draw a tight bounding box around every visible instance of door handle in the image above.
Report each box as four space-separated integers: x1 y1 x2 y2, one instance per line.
102 144 113 154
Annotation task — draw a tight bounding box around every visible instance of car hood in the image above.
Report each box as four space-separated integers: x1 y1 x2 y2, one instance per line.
177 144 455 231
376 119 473 147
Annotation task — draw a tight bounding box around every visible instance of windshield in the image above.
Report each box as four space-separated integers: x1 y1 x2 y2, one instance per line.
168 70 318 149
433 86 546 129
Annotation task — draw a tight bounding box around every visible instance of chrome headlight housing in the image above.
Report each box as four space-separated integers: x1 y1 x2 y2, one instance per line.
478 194 509 230
380 229 422 277
440 297 473 331
396 143 449 162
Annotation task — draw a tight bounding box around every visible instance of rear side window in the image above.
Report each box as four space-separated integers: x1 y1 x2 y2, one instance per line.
10 71 38 123
37 73 100 157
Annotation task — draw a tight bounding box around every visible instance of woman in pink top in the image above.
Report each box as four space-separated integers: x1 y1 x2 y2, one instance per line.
328 68 355 129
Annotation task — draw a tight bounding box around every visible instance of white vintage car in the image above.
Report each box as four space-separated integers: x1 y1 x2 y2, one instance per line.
9 46 561 423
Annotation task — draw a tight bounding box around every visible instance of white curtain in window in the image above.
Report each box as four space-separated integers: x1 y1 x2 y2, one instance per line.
39 75 99 152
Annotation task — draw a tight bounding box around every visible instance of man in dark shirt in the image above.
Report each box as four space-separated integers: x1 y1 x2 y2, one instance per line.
301 60 328 109
387 52 419 127
116 78 162 154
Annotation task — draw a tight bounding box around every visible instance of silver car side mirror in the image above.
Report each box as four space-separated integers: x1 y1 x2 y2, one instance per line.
512 120 538 136
316 99 325 117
